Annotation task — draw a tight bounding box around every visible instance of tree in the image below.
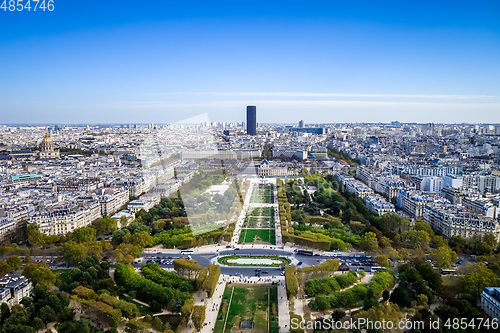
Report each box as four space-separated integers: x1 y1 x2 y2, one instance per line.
120 215 129 229
376 255 389 267
431 246 457 269
32 317 45 331
316 295 331 310
38 305 57 324
130 231 154 247
1 302 10 323
71 227 97 243
22 262 56 289
152 317 163 331
6 256 22 271
62 241 88 264
27 224 46 246
96 217 118 235
403 230 430 250
459 263 497 301
484 233 498 248
359 232 379 252
192 305 206 330
417 294 428 307
382 290 390 301
125 319 149 333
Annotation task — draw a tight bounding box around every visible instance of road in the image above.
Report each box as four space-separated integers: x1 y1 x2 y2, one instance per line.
141 247 377 277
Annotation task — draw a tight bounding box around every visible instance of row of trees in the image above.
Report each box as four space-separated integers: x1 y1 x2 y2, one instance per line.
304 271 358 296
114 263 193 312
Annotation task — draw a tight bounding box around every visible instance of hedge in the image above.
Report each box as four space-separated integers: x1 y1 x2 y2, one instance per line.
290 314 305 333
202 264 220 297
192 305 206 330
285 265 298 297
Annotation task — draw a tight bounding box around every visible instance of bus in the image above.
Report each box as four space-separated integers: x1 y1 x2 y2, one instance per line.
371 266 385 273
180 250 194 255
297 250 313 256
441 269 456 275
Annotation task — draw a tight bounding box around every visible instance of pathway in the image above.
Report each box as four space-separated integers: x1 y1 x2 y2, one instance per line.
200 279 227 333
277 278 290 333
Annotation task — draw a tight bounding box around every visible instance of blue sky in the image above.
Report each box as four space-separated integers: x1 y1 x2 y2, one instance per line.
1 0 499 124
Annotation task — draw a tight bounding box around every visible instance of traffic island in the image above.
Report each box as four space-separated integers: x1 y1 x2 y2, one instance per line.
218 255 291 267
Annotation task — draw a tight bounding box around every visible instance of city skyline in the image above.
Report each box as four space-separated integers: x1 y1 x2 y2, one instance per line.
1 1 499 123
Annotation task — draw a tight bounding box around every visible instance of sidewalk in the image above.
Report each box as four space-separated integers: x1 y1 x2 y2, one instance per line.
277 278 290 333
201 280 227 333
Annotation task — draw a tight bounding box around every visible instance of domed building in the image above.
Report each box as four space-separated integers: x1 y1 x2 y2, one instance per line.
38 132 60 159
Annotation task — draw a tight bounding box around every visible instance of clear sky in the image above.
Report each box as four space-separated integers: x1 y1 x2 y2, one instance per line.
1 0 499 124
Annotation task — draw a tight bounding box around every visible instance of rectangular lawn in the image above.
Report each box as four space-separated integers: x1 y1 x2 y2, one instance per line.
214 285 279 333
238 229 276 245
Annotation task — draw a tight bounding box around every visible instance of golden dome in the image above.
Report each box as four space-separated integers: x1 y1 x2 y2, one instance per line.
42 132 52 143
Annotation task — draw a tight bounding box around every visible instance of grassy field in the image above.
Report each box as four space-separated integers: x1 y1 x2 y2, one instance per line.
243 216 274 228
250 185 274 204
238 229 276 245
249 207 275 216
214 285 279 333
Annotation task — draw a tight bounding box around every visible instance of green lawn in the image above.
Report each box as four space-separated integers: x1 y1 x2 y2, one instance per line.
243 216 274 228
238 229 276 245
250 185 274 204
214 285 279 333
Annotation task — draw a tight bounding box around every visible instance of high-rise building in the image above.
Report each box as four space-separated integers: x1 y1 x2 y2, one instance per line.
246 106 256 135
299 120 304 128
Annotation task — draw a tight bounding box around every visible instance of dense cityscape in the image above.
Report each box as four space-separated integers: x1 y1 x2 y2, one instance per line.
0 105 498 332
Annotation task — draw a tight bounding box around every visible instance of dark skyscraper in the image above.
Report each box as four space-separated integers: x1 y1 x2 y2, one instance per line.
246 105 256 135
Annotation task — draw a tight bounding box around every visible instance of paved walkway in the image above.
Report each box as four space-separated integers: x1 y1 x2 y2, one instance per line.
200 280 227 333
277 278 290 333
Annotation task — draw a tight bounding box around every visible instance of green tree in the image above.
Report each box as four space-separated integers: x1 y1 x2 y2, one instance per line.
27 224 46 246
360 232 379 252
460 263 497 301
120 215 129 229
152 317 163 331
6 256 22 271
22 262 56 289
32 317 45 331
71 227 97 243
1 302 10 323
192 305 206 330
38 305 57 324
431 246 457 269
376 255 389 267
130 231 154 247
62 241 88 264
96 217 118 235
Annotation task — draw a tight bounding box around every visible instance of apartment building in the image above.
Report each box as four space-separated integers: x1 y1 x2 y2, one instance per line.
424 203 500 241
345 180 374 198
462 197 498 219
373 177 410 200
397 190 449 220
0 274 32 307
28 200 101 236
364 194 395 215
356 166 376 188
481 287 500 321
99 187 129 217
0 218 15 242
